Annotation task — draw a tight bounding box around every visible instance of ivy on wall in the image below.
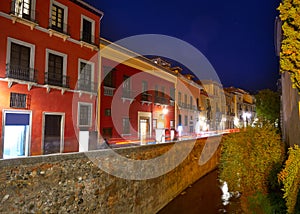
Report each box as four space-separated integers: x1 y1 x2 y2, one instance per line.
278 145 300 214
278 0 300 92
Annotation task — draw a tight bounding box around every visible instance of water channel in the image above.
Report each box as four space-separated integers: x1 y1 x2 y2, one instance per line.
158 170 243 214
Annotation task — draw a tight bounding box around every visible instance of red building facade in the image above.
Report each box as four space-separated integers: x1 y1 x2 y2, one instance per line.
0 0 103 158
99 39 177 144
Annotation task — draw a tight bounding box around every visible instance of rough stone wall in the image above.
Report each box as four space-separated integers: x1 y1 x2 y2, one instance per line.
0 137 221 214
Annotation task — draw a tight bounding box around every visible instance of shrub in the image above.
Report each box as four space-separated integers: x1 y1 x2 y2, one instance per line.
219 125 284 212
278 145 300 214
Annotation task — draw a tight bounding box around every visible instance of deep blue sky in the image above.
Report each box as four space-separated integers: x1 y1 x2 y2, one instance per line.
86 0 281 92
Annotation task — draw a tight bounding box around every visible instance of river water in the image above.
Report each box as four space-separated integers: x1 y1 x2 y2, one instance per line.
158 170 243 214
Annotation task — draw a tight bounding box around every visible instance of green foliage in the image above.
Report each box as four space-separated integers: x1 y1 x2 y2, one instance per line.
247 191 287 214
248 192 273 214
278 0 300 92
254 89 280 124
278 145 300 214
219 126 284 212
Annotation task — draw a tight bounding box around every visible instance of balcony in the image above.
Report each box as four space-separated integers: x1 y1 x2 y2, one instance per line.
48 19 70 41
122 90 135 103
80 31 100 50
154 96 169 106
76 79 97 94
103 86 115 96
10 0 38 30
45 72 69 89
6 63 37 83
140 93 152 105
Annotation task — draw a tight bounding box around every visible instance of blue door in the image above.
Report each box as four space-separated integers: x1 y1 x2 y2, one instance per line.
3 112 30 159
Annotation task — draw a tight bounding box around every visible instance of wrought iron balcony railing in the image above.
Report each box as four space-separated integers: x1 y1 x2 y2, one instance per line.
77 79 97 93
141 93 152 102
154 96 169 105
80 31 100 46
48 18 70 35
6 63 37 82
45 72 69 88
122 90 134 99
10 0 38 23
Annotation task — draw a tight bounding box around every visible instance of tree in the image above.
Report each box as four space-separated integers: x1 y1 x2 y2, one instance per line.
219 126 284 212
278 0 300 93
255 89 280 124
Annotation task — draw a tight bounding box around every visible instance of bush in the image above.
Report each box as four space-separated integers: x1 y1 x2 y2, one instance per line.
278 145 300 214
219 125 284 212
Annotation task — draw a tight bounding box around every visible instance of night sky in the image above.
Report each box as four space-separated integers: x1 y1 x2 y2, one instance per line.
85 0 281 93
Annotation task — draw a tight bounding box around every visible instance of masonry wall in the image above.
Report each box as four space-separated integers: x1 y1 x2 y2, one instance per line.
0 137 221 213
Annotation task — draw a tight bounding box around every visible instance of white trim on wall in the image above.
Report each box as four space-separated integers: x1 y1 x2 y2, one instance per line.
45 48 68 84
80 14 95 42
78 102 93 127
6 37 36 70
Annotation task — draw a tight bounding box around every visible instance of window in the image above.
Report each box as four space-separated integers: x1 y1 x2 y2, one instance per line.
78 60 94 92
45 49 68 88
123 118 130 135
102 128 112 139
178 114 182 126
81 15 95 44
178 92 182 105
161 86 165 97
153 119 157 129
170 120 175 128
185 115 188 126
6 38 36 82
170 88 175 101
78 103 92 127
105 108 111 116
50 1 68 34
141 81 149 101
142 81 148 93
122 76 131 98
155 85 159 97
190 96 193 109
103 66 115 87
10 93 28 109
184 94 187 107
12 0 36 21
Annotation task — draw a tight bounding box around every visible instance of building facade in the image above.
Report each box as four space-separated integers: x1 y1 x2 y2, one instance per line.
99 39 176 144
224 87 256 128
0 0 103 158
201 80 226 131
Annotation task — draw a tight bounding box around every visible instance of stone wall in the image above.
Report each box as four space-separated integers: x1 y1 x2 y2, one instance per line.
0 137 221 213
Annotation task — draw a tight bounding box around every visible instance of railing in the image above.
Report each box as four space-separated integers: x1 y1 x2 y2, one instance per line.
141 93 152 102
122 90 134 99
6 63 37 82
45 72 69 88
103 86 114 96
10 0 38 23
48 18 70 35
80 31 100 46
154 96 169 105
77 79 97 93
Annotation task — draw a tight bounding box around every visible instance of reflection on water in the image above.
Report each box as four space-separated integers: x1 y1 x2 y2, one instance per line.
158 170 242 214
221 181 231 206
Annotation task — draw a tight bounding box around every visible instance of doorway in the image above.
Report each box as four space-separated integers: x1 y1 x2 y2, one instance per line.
140 117 150 143
43 114 64 155
3 111 31 159
138 111 152 144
